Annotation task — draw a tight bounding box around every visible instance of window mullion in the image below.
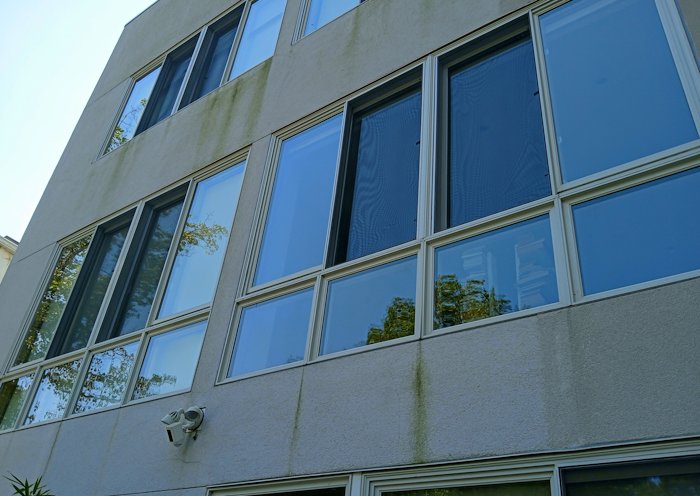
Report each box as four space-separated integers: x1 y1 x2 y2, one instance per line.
121 331 149 405
62 352 92 420
550 198 573 306
417 57 436 241
304 275 323 363
560 198 583 302
171 31 207 113
12 365 42 429
222 0 252 83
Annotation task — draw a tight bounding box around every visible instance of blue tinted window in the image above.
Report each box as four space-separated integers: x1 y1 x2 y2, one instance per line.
255 116 342 285
24 360 82 425
229 288 313 376
574 167 700 294
434 216 557 329
447 36 549 228
541 0 698 181
304 0 360 35
230 0 286 79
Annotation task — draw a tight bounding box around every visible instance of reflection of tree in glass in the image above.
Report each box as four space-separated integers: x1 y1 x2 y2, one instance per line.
366 297 416 345
567 475 700 496
178 218 229 256
106 97 148 153
25 361 81 424
434 274 512 329
0 376 32 430
133 373 178 399
74 346 136 412
15 237 91 364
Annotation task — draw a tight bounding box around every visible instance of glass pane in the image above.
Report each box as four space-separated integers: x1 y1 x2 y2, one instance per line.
541 0 698 182
24 360 82 425
573 167 700 295
159 163 245 317
255 115 343 285
385 481 549 496
304 0 359 35
339 89 421 263
59 224 130 354
132 321 206 400
15 236 91 365
140 40 196 130
0 374 34 430
116 200 184 336
106 67 161 153
434 215 557 330
447 37 549 228
321 256 417 355
229 0 286 79
74 341 139 413
229 288 313 377
568 473 700 496
183 10 242 106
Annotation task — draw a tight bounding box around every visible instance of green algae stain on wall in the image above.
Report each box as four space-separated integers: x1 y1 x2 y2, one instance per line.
411 343 428 464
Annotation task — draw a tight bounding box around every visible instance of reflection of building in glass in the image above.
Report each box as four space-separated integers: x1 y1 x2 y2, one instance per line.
1 0 699 494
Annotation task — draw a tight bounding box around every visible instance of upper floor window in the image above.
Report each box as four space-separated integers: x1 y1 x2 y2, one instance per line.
301 0 362 37
105 0 287 154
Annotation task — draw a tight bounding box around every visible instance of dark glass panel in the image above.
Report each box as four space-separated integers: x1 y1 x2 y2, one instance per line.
338 89 421 263
447 37 549 228
255 115 342 285
24 360 82 425
14 236 91 365
434 216 557 330
573 167 700 295
541 0 698 181
115 200 184 336
229 288 313 377
321 256 416 355
0 375 34 430
384 481 549 496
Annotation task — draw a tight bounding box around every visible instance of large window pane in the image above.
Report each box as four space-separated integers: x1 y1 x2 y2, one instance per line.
115 199 184 336
74 342 139 413
304 0 360 35
57 224 130 354
106 67 161 153
255 115 343 285
321 256 417 355
132 321 206 400
446 36 549 228
335 88 421 263
0 374 34 431
385 481 549 496
229 288 313 377
159 163 245 317
15 236 91 365
24 360 82 425
229 0 286 79
434 216 557 330
573 167 700 295
541 0 698 182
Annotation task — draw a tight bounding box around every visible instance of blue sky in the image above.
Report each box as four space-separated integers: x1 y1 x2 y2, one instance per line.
0 0 155 242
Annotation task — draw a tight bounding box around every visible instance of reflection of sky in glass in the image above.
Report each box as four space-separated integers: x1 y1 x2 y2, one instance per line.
132 321 206 400
116 200 184 336
74 341 139 413
541 0 698 181
159 163 245 318
574 167 700 295
229 288 313 377
0 374 34 430
106 67 160 153
448 38 549 228
230 0 286 78
434 216 557 329
385 481 549 496
255 115 342 285
24 360 82 425
304 0 359 35
321 257 417 355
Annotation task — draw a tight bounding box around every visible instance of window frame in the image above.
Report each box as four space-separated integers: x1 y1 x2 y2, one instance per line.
294 0 367 41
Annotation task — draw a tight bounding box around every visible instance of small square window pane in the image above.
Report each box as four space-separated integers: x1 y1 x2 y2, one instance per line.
106 67 161 153
159 163 245 318
74 341 139 413
229 0 286 79
132 321 206 400
541 0 698 182
0 374 34 430
573 167 700 295
255 115 343 285
446 36 549 228
24 360 82 425
229 288 313 377
321 256 417 355
15 236 92 365
434 215 557 330
304 0 360 35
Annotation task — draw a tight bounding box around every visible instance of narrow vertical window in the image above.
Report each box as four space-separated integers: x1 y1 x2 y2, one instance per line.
541 0 698 181
229 0 286 79
333 85 421 264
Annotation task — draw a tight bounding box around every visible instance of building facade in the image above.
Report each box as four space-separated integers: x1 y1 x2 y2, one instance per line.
1 0 699 495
